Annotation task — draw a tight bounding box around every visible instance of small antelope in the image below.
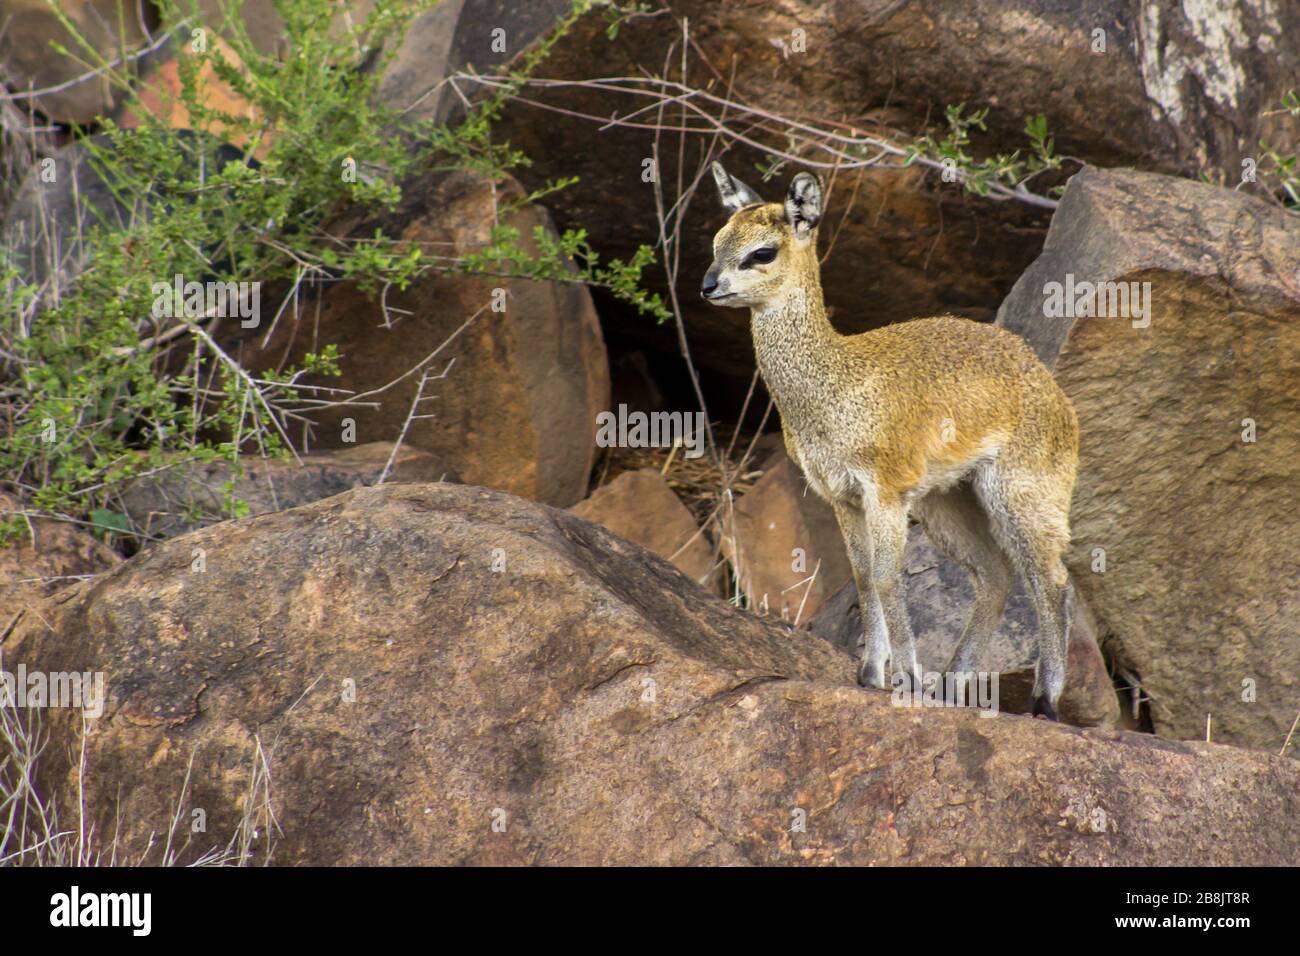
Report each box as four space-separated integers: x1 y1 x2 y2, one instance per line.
703 162 1079 718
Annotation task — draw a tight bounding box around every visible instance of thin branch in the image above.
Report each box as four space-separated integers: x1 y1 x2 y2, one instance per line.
454 71 1060 210
0 22 182 102
377 360 454 485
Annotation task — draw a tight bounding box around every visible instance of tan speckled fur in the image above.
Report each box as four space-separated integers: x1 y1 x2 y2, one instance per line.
703 164 1079 716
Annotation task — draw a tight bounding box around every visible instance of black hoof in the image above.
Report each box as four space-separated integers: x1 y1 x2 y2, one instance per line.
857 660 885 689
1031 695 1059 721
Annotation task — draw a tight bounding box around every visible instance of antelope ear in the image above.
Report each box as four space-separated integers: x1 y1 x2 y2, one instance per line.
711 161 763 212
784 172 823 238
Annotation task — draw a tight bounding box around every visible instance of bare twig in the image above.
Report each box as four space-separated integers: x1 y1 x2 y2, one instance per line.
454 71 1060 210
1281 710 1300 758
377 360 454 485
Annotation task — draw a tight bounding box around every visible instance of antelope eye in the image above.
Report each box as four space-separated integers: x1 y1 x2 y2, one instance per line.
742 246 778 268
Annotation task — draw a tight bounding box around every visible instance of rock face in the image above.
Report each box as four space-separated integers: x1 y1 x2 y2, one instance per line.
194 0 301 56
723 450 852 622
725 0 1297 176
809 526 1120 729
569 468 716 586
242 169 610 508
0 0 148 122
7 483 1298 865
0 492 120 623
481 0 1300 378
16 0 1281 171
116 33 268 159
188 0 572 125
117 443 458 540
997 167 1300 752
2 130 249 298
490 4 1045 379
374 0 572 127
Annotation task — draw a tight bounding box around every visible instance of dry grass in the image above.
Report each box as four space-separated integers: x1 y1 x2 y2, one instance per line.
586 418 828 623
590 422 767 525
0 662 280 867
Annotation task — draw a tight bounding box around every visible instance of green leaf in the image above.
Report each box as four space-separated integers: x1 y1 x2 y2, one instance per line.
89 509 131 536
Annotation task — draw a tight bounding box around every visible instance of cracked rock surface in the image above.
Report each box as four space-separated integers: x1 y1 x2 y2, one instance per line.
6 483 1297 864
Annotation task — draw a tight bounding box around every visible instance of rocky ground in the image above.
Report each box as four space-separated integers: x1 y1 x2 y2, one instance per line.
8 483 1299 865
2 1 1298 865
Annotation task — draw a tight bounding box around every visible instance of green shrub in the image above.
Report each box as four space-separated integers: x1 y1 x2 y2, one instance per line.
0 0 666 544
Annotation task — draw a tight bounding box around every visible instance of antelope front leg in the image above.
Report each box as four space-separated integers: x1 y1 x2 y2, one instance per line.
832 502 890 688
868 503 923 694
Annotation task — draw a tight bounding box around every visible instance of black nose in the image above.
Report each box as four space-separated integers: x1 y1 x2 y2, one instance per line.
701 274 718 298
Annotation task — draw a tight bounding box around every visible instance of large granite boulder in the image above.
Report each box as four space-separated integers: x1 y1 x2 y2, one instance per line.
997 166 1300 752
241 169 610 508
6 482 1297 865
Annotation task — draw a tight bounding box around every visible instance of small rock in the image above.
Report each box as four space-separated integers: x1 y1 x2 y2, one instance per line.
0 491 120 620
722 449 852 622
570 468 716 587
240 169 609 507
